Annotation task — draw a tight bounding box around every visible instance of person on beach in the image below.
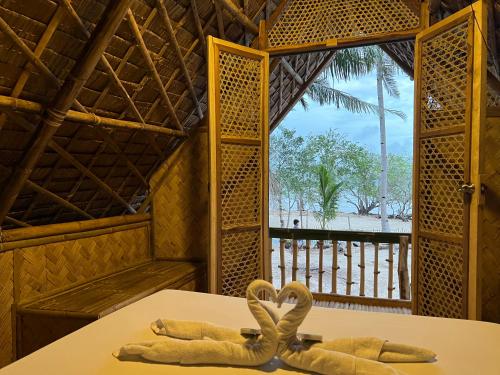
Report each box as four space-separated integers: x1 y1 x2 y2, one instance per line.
293 219 300 229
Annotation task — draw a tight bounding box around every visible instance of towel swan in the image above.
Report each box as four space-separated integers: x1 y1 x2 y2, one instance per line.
114 280 279 366
275 282 435 375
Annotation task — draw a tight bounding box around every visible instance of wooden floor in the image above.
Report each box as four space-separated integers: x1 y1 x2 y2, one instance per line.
285 297 412 315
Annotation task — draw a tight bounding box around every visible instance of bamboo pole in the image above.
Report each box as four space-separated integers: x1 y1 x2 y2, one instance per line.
25 180 94 220
4 216 30 227
346 241 353 295
398 236 410 300
292 239 298 281
0 16 61 86
0 95 185 136
0 0 133 224
126 9 183 131
3 214 150 243
217 0 259 34
279 238 286 288
156 0 203 119
6 110 137 214
359 242 365 297
281 58 304 85
189 0 207 55
331 240 338 294
0 222 147 252
267 238 273 284
318 240 324 293
387 243 394 299
374 243 380 298
214 0 226 38
305 239 311 288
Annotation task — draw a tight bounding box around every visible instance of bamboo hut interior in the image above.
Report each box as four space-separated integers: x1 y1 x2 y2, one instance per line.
0 0 499 372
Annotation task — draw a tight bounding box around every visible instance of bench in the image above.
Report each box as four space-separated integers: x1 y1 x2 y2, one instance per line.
16 260 205 358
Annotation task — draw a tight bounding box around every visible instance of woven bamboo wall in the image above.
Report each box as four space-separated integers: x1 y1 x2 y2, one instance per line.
150 129 209 261
481 116 500 323
0 251 13 367
0 216 151 366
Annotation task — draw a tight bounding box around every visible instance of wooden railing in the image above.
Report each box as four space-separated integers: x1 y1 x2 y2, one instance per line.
268 228 411 301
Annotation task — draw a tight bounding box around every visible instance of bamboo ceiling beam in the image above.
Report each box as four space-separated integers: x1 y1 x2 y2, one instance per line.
127 9 183 131
0 163 93 221
0 0 133 224
214 0 226 38
156 0 203 119
217 0 259 35
5 110 137 214
25 180 95 220
59 0 165 160
281 58 304 85
0 95 185 136
0 16 61 87
4 216 31 228
189 0 207 56
271 51 336 130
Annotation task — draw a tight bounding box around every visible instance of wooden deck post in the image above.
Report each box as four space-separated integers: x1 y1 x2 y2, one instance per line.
387 243 395 299
346 241 353 295
305 239 311 288
398 236 410 300
359 242 366 297
292 239 298 281
332 240 338 294
318 240 324 293
279 238 286 288
374 243 380 298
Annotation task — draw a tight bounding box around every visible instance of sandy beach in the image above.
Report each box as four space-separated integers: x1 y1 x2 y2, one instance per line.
269 211 412 299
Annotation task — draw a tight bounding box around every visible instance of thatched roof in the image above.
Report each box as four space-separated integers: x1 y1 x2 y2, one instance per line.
0 0 498 229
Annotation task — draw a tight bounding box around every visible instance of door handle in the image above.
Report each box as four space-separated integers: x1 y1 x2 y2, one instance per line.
458 184 475 194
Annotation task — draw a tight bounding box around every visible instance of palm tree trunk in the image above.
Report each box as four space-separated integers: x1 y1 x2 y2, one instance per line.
376 60 391 232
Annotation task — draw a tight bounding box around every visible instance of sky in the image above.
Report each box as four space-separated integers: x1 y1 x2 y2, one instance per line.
277 69 415 157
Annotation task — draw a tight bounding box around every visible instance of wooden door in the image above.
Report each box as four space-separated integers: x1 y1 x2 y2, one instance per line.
413 2 487 319
207 37 269 296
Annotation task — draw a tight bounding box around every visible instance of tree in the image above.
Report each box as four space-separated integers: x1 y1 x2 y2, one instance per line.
313 165 342 229
387 154 412 221
370 46 402 232
342 144 380 215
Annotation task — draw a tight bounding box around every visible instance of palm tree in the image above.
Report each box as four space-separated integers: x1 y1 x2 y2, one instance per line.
303 47 404 232
314 165 342 230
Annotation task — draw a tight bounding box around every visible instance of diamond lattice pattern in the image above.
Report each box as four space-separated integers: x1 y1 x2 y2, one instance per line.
420 21 469 132
221 144 261 228
418 237 465 318
219 51 262 138
267 0 420 48
221 230 261 297
419 134 465 237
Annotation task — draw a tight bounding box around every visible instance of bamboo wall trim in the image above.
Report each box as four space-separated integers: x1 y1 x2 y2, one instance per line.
1 215 150 243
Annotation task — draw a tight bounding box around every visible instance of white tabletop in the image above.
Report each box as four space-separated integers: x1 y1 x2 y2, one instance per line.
2 290 499 374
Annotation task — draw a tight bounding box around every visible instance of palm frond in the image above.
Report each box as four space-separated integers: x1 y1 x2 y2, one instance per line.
307 80 407 120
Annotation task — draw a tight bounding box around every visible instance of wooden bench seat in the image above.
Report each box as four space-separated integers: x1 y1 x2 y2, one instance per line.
16 260 206 358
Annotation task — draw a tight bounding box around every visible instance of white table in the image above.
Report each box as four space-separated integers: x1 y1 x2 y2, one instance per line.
2 290 499 374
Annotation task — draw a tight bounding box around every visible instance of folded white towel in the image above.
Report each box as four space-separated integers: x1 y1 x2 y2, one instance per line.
114 280 279 366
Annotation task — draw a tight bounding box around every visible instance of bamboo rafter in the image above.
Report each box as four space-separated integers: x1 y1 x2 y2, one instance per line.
126 9 183 131
0 0 134 225
156 0 203 119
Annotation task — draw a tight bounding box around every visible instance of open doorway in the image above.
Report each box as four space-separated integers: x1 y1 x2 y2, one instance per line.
268 44 414 299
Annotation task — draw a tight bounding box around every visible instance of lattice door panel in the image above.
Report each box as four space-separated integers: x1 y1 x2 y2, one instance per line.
413 11 475 318
208 37 269 296
264 0 426 54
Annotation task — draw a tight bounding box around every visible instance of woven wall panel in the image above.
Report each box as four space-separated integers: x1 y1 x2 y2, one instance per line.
0 252 13 367
219 51 262 138
481 118 500 322
221 144 261 228
16 225 150 303
151 130 209 260
418 134 465 237
487 83 500 108
420 21 469 132
418 237 465 318
221 229 261 297
267 0 420 49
